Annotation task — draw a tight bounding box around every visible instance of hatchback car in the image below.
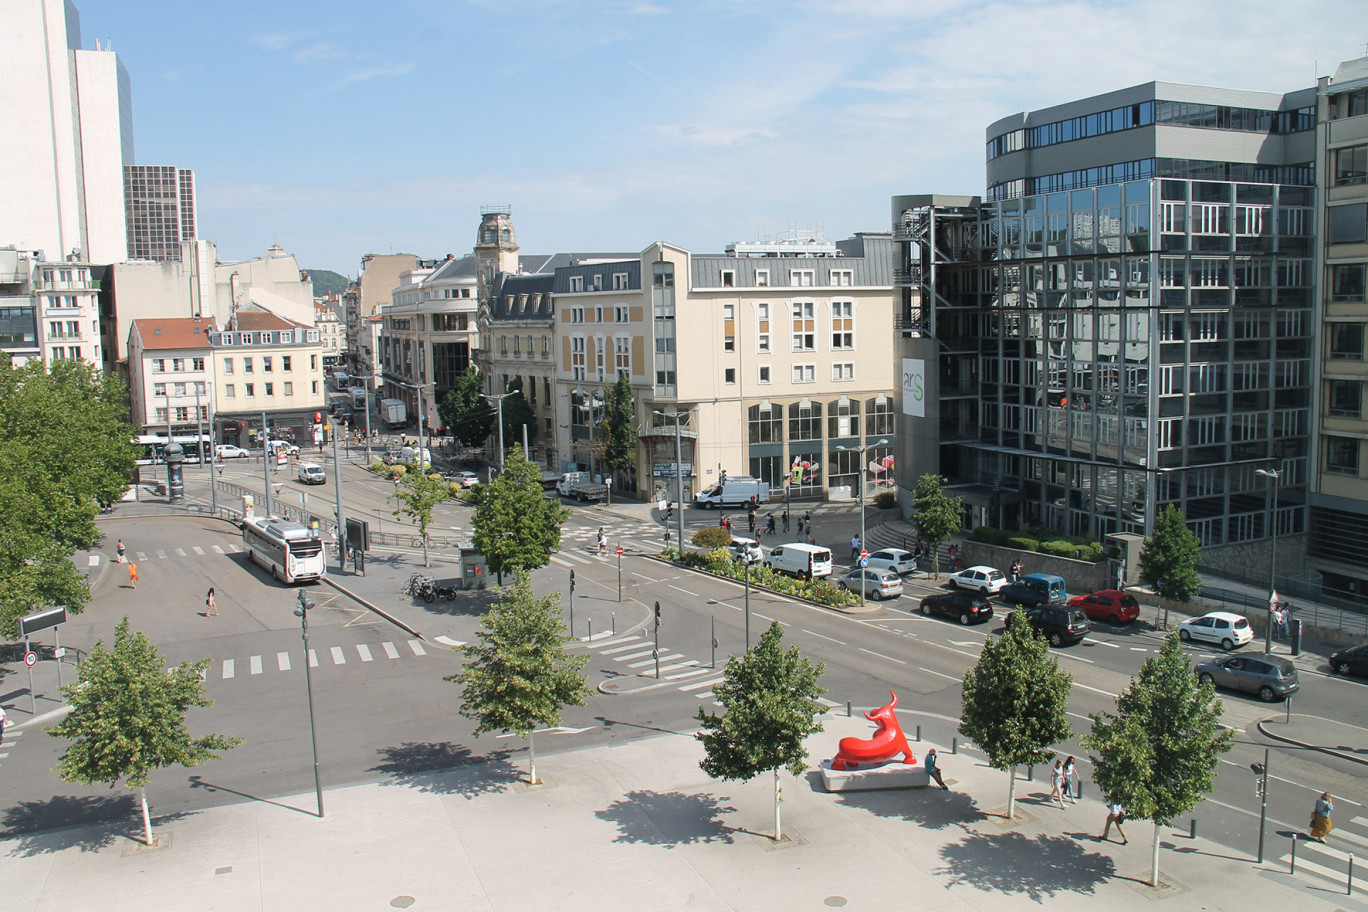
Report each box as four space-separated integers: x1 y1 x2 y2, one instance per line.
1007 604 1091 646
1178 611 1253 650
948 565 1008 595
450 470 480 489
919 592 993 625
1196 655 1299 702
1329 643 1368 678
864 548 917 576
837 568 903 601
296 463 326 485
1068 589 1141 625
215 444 249 459
729 536 763 565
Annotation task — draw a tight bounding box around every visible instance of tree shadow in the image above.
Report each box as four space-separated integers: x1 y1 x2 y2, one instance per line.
1 793 192 855
412 588 500 617
810 770 989 831
367 740 522 797
936 830 1116 900
595 789 737 847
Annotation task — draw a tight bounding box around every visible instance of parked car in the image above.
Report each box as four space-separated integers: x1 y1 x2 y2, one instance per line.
919 592 994 625
1329 643 1368 678
837 568 903 601
1006 604 1091 646
296 462 326 485
948 565 1007 595
999 572 1067 607
1196 655 1299 702
729 536 764 565
215 444 249 459
1178 611 1253 650
1068 589 1141 625
864 548 917 576
450 470 480 489
266 440 299 457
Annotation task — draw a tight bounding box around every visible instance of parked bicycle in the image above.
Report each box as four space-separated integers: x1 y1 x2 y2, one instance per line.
400 572 457 603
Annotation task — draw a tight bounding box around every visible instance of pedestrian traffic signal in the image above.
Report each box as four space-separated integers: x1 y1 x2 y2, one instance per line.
654 601 661 626
569 569 576 591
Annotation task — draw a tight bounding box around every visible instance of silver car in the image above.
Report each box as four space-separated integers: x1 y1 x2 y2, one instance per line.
837 568 903 600
1195 655 1299 702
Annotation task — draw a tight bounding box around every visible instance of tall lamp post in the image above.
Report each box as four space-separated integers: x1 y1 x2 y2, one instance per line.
292 590 324 817
481 390 516 470
391 378 435 469
836 437 890 607
1255 467 1281 654
654 408 696 554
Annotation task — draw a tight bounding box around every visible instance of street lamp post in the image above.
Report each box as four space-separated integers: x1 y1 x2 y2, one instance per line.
653 409 695 554
1255 467 1282 654
481 391 516 470
836 437 891 608
1251 750 1270 863
391 378 435 469
292 590 324 817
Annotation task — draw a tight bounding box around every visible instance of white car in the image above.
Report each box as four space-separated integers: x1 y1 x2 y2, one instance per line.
296 463 326 485
948 565 1008 595
865 547 917 576
452 470 480 489
1179 611 1253 650
728 536 763 565
215 444 249 459
266 440 300 457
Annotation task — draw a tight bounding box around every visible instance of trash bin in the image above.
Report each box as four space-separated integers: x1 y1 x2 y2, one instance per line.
1290 618 1303 656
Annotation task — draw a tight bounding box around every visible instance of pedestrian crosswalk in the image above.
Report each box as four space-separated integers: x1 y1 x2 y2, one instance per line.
1270 813 1368 897
206 637 445 682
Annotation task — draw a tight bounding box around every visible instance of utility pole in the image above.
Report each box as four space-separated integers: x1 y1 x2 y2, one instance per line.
836 437 890 608
261 410 272 517
654 408 694 554
481 391 514 470
331 425 346 570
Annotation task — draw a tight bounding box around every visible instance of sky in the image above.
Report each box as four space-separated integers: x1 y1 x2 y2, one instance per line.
74 0 1367 277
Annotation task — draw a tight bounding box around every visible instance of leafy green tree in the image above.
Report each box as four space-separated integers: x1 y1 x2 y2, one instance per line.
446 573 590 783
911 473 963 579
600 374 638 479
499 376 537 449
959 610 1073 819
47 617 241 845
696 622 827 840
0 359 137 635
389 469 450 567
1082 632 1233 886
471 445 569 583
438 367 495 449
1138 504 1202 602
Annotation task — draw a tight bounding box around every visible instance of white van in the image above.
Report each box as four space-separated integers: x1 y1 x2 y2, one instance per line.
400 445 432 467
763 542 833 579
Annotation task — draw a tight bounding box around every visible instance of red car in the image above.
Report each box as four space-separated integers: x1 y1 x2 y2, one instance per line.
1068 589 1140 625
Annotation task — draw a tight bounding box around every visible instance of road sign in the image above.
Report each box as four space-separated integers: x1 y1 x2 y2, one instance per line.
24 651 37 667
859 558 869 568
860 549 869 560
20 606 67 636
616 545 624 556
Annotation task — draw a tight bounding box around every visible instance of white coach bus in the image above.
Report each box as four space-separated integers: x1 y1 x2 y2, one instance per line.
242 516 326 583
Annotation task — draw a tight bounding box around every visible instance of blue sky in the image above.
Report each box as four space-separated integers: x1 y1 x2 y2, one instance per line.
76 0 1365 276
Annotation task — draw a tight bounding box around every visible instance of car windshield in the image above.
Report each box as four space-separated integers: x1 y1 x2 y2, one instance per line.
1232 618 1250 629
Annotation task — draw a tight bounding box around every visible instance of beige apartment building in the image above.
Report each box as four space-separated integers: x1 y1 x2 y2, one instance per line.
209 304 326 447
127 317 213 435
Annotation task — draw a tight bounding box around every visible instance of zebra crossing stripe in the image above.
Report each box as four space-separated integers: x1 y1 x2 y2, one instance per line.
212 545 225 554
613 649 656 661
277 652 291 671
192 546 205 555
222 659 235 679
87 555 99 567
601 642 647 655
626 654 683 668
330 646 345 664
382 641 400 659
249 655 263 675
408 639 426 656
136 552 148 561
657 662 696 674
666 667 715 680
1279 852 1367 894
680 677 723 692
227 544 241 552
174 548 187 557
156 550 167 559
357 644 373 662
308 649 318 667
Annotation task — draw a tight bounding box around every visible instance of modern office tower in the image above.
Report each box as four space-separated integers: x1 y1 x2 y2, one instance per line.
895 81 1317 568
124 166 198 262
0 0 133 264
1311 56 1368 595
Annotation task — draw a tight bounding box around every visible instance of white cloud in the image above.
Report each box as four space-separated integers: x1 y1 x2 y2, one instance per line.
294 42 349 63
251 33 290 52
337 63 416 86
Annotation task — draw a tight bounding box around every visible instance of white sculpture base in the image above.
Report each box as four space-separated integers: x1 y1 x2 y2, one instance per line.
819 759 930 792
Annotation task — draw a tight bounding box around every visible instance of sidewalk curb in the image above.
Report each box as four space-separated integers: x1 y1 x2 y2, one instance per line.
322 576 424 640
1255 716 1368 768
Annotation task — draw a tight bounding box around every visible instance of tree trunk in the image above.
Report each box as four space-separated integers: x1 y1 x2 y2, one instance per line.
1006 765 1017 819
773 768 782 841
139 787 154 846
527 731 537 785
1150 821 1160 887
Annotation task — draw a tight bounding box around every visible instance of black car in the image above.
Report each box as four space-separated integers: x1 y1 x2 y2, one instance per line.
919 592 994 625
1006 604 1091 646
1329 643 1368 678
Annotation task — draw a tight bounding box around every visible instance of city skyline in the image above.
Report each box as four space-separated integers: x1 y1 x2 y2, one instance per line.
72 0 1364 274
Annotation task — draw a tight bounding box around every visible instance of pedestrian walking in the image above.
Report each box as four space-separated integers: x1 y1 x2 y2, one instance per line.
205 586 218 617
851 534 862 560
748 513 756 534
796 518 805 536
1050 760 1066 808
1309 792 1334 842
925 748 949 790
802 510 811 528
597 527 607 556
722 516 732 535
782 510 790 534
1101 801 1129 844
116 538 125 563
766 513 776 535
1062 756 1078 803
719 513 727 529
1279 603 1292 639
128 562 139 589
0 704 7 745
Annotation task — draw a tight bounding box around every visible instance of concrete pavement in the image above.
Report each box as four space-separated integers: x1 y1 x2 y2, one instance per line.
4 708 1359 911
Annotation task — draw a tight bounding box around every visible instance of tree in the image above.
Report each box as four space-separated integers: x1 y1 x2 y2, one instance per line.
959 610 1073 819
446 573 590 784
1082 632 1233 886
911 473 963 579
46 617 240 845
389 469 450 567
470 445 569 583
696 622 826 840
0 359 137 636
1138 504 1202 603
437 367 494 449
499 376 536 450
600 374 638 479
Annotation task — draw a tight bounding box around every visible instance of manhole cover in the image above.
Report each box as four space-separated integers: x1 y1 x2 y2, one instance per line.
824 897 848 907
390 897 416 909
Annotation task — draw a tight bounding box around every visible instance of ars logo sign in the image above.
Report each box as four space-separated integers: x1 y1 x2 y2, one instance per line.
901 358 925 418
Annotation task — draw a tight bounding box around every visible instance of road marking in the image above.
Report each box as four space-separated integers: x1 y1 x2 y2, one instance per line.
357 644 373 662
249 655 263 675
667 667 715 680
918 666 961 682
222 659 234 679
803 629 846 645
1059 652 1096 664
227 544 242 553
156 550 167 559
87 555 99 567
192 546 206 555
668 585 699 596
212 545 225 554
859 648 907 665
136 552 148 561
626 654 682 668
634 572 660 583
562 551 592 565
174 548 187 557
432 635 465 647
602 642 648 655
657 661 698 674
613 649 656 661
382 641 400 659
308 649 318 667
1071 682 1117 697
330 646 345 664
949 640 979 647
682 677 724 692
408 639 426 656
1095 641 1121 648
277 652 291 671
549 555 575 568
1129 647 1149 651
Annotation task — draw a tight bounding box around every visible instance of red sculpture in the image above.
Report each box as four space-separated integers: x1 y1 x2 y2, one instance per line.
831 691 917 771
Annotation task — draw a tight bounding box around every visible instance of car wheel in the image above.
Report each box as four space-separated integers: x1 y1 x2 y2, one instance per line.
1178 629 1191 642
1049 632 1064 647
1335 661 1352 675
1258 685 1277 703
1108 614 1123 626
1221 638 1235 651
1198 672 1215 686
948 579 959 590
959 613 971 625
979 586 990 596
921 603 932 616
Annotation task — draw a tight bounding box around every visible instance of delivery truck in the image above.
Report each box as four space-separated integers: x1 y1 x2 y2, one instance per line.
379 398 408 428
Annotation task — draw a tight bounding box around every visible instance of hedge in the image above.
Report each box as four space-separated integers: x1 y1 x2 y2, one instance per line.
661 548 859 608
691 527 732 549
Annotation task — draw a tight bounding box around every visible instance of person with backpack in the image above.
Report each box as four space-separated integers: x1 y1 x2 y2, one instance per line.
1101 801 1128 844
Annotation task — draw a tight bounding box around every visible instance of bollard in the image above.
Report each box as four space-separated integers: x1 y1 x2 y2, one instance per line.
1189 818 1197 840
1027 765 1034 782
847 701 853 717
612 612 616 636
588 619 592 641
952 737 958 755
1350 853 1355 896
1286 697 1292 724
1290 834 1297 875
915 724 921 742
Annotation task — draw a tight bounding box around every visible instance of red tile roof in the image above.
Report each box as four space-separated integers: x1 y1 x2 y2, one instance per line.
131 318 213 351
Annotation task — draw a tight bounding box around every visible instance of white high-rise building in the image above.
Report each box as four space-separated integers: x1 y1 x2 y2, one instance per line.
0 0 133 264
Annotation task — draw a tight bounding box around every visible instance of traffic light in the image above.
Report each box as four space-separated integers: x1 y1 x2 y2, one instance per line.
314 411 322 423
654 601 661 627
569 569 576 592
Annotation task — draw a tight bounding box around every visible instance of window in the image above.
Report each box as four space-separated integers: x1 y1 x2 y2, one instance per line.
748 403 783 443
594 306 604 324
152 383 166 396
172 382 186 396
174 407 189 422
243 357 253 373
792 364 816 383
830 269 853 286
154 408 167 423
1332 264 1366 302
723 305 735 351
791 302 815 351
312 380 318 394
264 383 274 396
192 357 204 371
755 269 769 287
571 335 587 381
310 354 317 370
263 356 273 372
615 305 629 322
758 366 771 383
245 383 255 397
756 303 770 352
614 335 630 375
592 274 603 291
1334 145 1367 186
1327 436 1360 475
612 272 629 290
171 358 184 371
1328 380 1362 418
284 382 293 396
569 276 585 292
1330 204 1368 244
1330 323 1365 360
152 359 165 372
225 384 235 398
832 362 854 381
282 355 292 371
790 269 814 287
721 270 735 288
831 300 853 349
725 368 736 384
